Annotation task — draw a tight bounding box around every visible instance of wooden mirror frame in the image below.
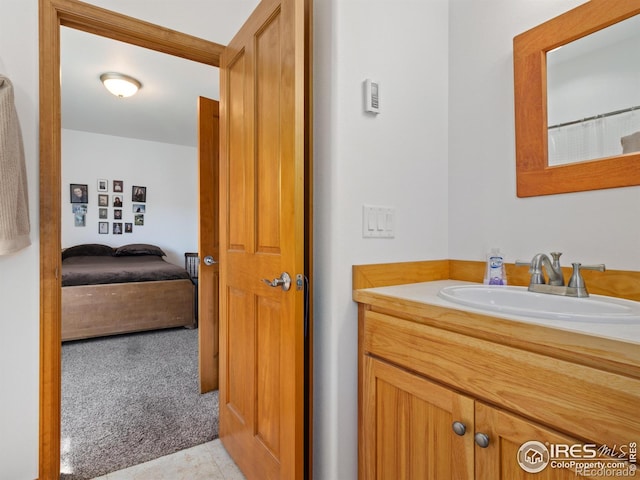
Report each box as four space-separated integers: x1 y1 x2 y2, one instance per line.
514 0 640 197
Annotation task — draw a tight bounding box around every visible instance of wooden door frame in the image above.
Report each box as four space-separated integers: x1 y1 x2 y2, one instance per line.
38 1 224 477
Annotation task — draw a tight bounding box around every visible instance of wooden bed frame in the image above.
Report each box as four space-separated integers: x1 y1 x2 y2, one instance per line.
62 278 195 341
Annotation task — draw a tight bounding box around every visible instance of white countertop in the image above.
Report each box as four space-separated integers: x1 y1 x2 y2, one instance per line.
361 280 640 345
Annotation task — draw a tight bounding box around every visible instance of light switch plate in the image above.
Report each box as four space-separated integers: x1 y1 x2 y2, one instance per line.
362 205 394 238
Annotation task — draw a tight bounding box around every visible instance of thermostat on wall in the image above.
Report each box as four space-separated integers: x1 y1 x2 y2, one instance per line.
364 79 380 114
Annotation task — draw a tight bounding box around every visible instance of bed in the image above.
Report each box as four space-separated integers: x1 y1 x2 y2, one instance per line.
61 243 195 341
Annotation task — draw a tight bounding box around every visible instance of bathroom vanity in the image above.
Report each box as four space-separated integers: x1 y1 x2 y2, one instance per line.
354 276 640 479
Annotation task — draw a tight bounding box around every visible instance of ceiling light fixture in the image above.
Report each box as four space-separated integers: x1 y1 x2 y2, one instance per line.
100 72 142 98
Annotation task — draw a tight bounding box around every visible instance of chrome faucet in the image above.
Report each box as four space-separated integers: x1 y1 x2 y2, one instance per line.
530 252 564 286
516 252 605 297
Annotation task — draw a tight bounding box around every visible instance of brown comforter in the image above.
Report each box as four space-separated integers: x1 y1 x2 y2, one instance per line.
62 255 191 287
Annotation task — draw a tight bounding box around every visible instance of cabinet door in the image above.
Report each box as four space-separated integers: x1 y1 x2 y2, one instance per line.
360 356 475 480
475 402 611 479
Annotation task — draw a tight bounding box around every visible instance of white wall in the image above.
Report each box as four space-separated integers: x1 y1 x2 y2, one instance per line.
0 2 40 479
448 0 640 271
313 0 449 477
62 129 198 266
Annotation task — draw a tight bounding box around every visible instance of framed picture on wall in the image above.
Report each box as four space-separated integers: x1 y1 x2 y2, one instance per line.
113 180 123 193
133 204 145 213
72 204 87 227
132 186 146 203
114 209 122 220
125 223 133 233
113 222 123 234
70 184 88 203
98 194 109 207
97 179 108 192
134 214 144 226
99 208 108 219
98 222 108 234
112 195 123 208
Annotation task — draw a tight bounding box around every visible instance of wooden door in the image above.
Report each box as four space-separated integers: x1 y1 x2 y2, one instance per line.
475 403 611 479
360 357 475 480
218 0 309 478
198 96 220 393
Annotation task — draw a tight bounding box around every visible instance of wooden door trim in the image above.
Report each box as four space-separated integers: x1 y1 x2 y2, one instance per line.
39 1 223 477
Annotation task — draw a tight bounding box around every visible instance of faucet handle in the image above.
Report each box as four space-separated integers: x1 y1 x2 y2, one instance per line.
580 263 606 273
550 252 563 284
568 262 605 297
514 260 537 279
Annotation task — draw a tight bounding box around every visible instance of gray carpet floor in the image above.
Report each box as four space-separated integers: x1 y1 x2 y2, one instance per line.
60 328 218 480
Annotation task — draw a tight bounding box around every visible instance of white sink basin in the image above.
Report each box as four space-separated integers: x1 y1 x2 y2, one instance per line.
437 285 640 322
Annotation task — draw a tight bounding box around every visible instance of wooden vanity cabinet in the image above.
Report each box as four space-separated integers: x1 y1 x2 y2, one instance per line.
357 303 638 480
361 355 475 479
475 403 589 480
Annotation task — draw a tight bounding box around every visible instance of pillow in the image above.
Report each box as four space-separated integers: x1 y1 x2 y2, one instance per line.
114 243 166 257
62 243 114 260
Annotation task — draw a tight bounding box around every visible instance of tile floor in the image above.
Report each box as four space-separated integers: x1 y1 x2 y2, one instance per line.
91 440 246 480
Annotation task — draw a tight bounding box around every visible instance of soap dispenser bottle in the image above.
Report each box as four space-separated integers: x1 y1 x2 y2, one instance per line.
484 248 507 285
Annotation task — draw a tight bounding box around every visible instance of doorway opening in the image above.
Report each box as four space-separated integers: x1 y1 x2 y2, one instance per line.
40 1 227 478
58 25 224 477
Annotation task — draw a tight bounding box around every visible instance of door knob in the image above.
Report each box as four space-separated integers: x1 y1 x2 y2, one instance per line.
203 255 216 266
262 272 291 291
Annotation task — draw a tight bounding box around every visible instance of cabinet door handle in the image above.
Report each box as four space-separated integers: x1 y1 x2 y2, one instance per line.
451 421 467 436
474 432 490 448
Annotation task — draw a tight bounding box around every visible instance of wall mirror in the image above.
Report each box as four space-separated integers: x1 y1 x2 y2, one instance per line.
514 0 640 197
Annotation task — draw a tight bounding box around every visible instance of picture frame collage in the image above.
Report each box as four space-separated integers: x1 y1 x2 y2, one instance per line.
69 180 147 234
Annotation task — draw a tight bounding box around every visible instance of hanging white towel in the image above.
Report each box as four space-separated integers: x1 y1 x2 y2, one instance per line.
0 75 31 255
